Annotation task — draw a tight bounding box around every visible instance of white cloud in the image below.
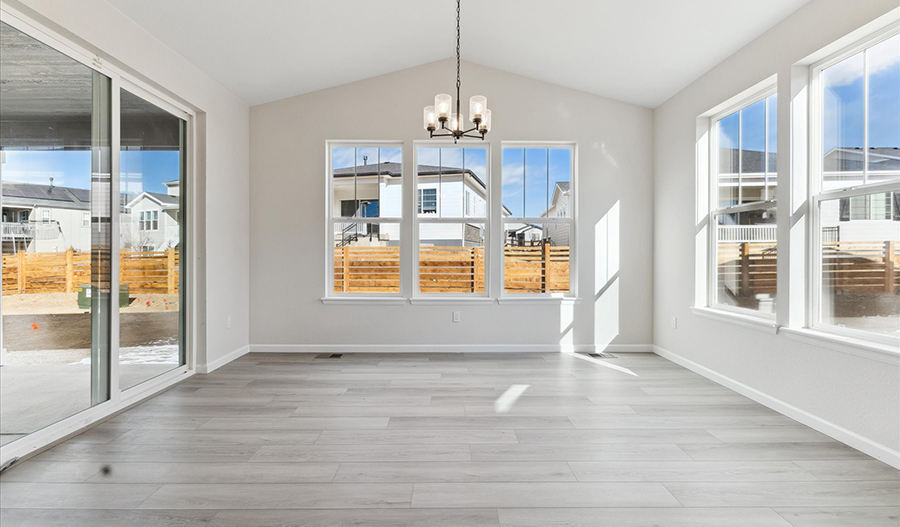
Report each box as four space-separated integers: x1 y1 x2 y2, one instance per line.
825 35 899 87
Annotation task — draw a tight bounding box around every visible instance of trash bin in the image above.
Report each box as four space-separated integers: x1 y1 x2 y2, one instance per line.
77 284 130 309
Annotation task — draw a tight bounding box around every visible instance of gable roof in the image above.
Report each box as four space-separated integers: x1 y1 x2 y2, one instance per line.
333 162 487 190
547 181 571 210
824 147 900 172
125 191 179 210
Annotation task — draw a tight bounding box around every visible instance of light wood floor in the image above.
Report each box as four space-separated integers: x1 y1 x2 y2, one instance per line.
1 352 898 526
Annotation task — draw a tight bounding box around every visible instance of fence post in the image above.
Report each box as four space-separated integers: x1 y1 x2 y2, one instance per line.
65 247 74 293
17 250 25 294
471 247 481 293
342 246 350 293
740 242 751 296
886 241 895 294
542 241 551 293
167 247 177 294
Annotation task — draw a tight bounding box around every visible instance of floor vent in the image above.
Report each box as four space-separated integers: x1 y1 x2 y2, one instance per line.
315 353 343 359
582 352 616 359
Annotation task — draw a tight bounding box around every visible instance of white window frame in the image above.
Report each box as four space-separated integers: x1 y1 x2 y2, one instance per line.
417 187 438 215
324 140 404 300
808 24 900 345
139 209 159 231
0 4 197 467
82 211 90 227
412 140 491 300
499 142 577 299
705 86 778 321
41 209 51 222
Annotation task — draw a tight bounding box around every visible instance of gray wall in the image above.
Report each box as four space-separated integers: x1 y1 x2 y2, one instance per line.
653 0 899 455
249 59 653 350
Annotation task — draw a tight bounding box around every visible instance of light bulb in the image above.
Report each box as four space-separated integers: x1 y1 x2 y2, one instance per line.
435 94 452 120
469 96 487 123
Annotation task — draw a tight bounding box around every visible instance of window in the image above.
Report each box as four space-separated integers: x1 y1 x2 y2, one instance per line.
501 144 574 295
417 188 437 214
812 31 899 341
41 209 51 222
709 90 778 315
842 193 894 221
82 211 90 227
414 145 488 295
328 142 402 295
139 210 159 231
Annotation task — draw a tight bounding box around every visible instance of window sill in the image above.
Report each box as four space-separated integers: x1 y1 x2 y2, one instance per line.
409 297 495 305
690 306 779 334
321 297 407 305
780 327 900 365
498 297 580 305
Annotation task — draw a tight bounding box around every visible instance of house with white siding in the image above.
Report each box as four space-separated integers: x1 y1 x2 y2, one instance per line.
332 162 490 247
1 179 180 254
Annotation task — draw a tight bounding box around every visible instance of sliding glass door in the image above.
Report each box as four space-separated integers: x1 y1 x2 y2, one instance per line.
0 18 188 450
118 89 186 390
0 21 112 445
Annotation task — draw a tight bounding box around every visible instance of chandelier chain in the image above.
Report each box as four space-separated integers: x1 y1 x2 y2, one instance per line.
456 0 461 90
424 0 487 142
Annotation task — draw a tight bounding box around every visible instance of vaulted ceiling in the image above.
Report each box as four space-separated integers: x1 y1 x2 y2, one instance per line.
105 0 809 108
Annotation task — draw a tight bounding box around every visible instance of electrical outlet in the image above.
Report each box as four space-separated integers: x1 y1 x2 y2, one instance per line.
452 311 461 323
671 317 677 329
226 316 232 329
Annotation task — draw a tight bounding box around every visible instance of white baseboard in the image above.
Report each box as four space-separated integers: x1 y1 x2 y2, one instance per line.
250 343 653 354
197 345 249 374
652 345 900 469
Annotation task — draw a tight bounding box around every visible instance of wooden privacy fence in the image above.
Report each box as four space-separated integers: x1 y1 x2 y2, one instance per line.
333 242 570 294
504 243 570 293
2 248 179 296
718 240 900 296
822 241 899 294
419 246 485 294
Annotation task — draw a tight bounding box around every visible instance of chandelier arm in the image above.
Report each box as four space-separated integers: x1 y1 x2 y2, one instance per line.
462 134 486 139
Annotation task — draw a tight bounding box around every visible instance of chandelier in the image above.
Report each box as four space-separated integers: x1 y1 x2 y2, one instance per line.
423 0 490 142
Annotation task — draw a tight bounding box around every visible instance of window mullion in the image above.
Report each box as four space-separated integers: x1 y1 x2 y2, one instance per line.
862 46 869 185
738 108 743 205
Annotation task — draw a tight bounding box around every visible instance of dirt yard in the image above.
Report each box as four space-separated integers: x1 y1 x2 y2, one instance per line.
3 312 178 351
1 292 179 315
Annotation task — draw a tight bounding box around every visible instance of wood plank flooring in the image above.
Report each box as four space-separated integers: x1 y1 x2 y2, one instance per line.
1 352 897 526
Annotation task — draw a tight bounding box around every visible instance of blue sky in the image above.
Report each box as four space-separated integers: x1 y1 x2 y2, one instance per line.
718 33 899 164
502 148 571 217
332 147 402 171
2 149 180 196
823 34 900 154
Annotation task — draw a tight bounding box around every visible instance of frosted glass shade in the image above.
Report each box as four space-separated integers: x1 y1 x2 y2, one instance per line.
469 96 487 122
423 106 436 130
479 109 491 133
434 94 452 120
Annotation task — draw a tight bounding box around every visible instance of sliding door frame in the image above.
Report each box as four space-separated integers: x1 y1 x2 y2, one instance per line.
0 3 198 465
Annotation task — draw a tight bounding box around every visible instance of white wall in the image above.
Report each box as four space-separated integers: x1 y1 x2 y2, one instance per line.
250 59 653 351
653 0 899 459
8 0 251 370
